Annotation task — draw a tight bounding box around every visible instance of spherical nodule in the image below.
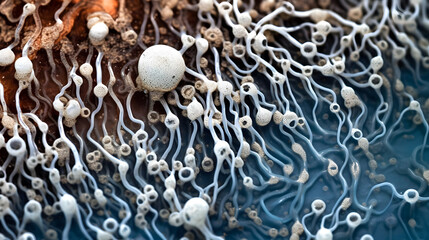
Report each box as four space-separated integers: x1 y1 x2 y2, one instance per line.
138 45 185 92
181 197 209 227
59 194 77 216
65 99 81 119
15 57 33 75
89 22 109 45
198 0 214 12
0 48 15 66
315 228 333 240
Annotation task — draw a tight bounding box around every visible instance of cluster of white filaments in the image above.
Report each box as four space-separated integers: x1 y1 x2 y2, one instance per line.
0 0 429 239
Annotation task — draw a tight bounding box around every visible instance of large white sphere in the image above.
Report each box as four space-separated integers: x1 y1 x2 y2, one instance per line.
181 197 209 227
138 45 186 92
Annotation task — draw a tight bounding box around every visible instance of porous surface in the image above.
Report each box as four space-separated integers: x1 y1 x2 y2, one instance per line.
138 44 185 92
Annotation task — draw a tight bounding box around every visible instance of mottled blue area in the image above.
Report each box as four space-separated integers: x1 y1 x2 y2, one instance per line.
50 68 428 240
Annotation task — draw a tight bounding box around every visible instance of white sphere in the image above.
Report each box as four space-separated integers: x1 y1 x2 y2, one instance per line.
315 21 332 35
198 0 214 12
24 200 42 217
240 141 251 158
315 228 333 240
118 161 129 174
23 3 36 16
218 81 233 96
196 38 209 54
232 25 247 38
243 176 254 188
340 86 355 99
256 107 272 126
181 34 195 48
217 2 232 16
119 224 131 238
409 100 420 111
237 12 252 27
49 169 60 184
283 111 298 128
73 75 83 86
214 140 231 160
79 63 93 77
138 45 185 92
89 22 109 45
329 103 340 113
15 56 33 75
187 99 204 121
181 198 209 227
251 34 267 53
169 212 183 227
59 194 77 216
0 48 15 66
370 56 384 72
241 83 258 96
147 161 161 175
94 83 108 98
65 99 81 119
